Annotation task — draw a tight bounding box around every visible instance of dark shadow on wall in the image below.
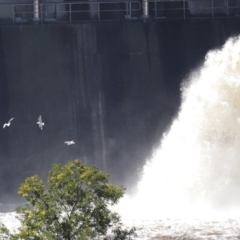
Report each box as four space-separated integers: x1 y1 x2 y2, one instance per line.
0 27 12 202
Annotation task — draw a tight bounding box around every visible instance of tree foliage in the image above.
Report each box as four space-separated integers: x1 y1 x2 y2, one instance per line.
2 160 136 240
0 222 12 239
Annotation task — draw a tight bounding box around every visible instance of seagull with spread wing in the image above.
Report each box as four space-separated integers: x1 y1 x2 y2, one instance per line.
37 115 44 130
3 118 14 128
64 141 75 145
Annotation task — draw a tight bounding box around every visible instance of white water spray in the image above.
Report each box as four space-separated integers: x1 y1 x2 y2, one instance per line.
118 36 240 221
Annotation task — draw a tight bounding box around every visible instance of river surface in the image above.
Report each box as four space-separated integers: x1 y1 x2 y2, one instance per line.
1 212 240 239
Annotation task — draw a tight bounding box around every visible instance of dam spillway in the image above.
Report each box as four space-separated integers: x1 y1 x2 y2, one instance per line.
1 19 240 203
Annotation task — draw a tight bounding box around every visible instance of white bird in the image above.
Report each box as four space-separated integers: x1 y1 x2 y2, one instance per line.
3 118 14 128
37 115 44 130
64 141 75 145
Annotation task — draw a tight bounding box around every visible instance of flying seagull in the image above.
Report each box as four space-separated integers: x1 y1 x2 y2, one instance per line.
3 118 14 128
37 115 44 130
64 141 75 145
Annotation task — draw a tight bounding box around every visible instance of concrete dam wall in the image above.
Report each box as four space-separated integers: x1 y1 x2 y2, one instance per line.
1 20 240 203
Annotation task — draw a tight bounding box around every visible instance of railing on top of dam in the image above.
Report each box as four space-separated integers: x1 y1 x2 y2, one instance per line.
0 0 240 25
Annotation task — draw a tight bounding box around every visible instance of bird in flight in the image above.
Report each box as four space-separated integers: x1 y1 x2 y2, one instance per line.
64 141 75 145
3 118 14 128
37 115 44 130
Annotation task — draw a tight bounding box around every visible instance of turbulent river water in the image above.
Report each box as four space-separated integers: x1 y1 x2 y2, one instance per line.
2 36 240 239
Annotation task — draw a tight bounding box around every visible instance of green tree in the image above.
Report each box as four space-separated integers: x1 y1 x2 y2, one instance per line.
7 159 136 240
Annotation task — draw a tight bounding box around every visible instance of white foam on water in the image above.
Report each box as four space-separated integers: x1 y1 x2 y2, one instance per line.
0 212 20 233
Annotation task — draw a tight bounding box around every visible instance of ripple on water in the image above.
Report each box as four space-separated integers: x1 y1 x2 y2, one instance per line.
1 213 240 239
123 218 240 240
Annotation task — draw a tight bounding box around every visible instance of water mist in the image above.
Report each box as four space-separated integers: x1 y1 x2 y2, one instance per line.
118 36 240 221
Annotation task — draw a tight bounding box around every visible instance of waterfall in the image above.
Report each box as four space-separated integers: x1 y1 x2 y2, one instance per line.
118 36 240 220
